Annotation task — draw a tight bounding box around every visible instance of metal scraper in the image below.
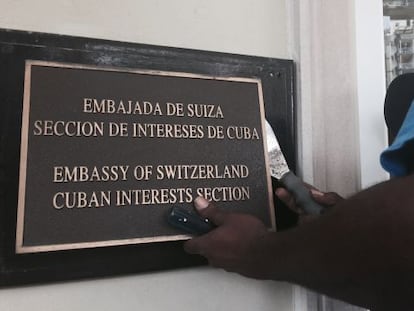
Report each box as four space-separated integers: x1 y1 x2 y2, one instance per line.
265 120 324 215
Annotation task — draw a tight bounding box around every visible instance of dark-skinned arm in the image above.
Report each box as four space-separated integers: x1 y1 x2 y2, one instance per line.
184 175 414 310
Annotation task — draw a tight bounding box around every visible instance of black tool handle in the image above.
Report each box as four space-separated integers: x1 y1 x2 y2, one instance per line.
168 206 215 235
281 171 324 215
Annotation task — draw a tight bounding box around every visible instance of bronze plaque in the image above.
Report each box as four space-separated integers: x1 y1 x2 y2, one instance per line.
16 60 275 253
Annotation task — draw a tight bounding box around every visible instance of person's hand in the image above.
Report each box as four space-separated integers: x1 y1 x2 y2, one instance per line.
184 196 272 279
275 185 343 223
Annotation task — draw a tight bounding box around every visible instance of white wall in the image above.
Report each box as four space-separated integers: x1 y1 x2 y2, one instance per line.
288 0 388 197
354 0 389 188
0 0 288 58
0 268 293 311
287 0 361 197
0 1 294 311
287 0 387 309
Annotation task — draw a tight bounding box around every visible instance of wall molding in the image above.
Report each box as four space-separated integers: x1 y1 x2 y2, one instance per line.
286 0 379 310
287 0 362 196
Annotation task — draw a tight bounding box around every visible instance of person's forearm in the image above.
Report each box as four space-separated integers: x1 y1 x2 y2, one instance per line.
259 223 379 307
260 175 414 310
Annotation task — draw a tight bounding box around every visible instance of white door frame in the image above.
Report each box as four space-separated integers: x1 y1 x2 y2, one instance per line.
286 0 387 310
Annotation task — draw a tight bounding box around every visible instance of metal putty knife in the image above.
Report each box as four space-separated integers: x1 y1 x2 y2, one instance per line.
265 120 324 215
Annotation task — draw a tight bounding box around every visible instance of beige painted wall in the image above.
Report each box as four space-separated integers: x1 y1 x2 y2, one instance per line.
0 0 288 58
0 1 293 311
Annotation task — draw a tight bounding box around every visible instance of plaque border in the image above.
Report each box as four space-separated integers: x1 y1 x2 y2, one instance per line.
15 60 275 254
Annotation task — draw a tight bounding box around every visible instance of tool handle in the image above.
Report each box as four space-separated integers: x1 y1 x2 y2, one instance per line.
280 171 324 215
167 206 215 235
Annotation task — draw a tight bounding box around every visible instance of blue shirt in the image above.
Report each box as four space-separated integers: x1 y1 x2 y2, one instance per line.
381 100 414 177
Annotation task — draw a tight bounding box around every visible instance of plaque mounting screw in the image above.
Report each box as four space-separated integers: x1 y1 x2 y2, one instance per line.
270 72 282 78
